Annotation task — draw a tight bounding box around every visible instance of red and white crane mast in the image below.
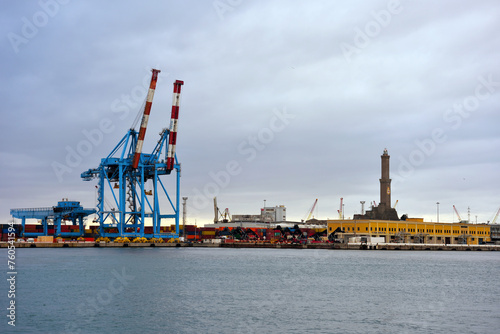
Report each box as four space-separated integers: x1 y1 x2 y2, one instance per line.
132 68 161 169
167 80 184 171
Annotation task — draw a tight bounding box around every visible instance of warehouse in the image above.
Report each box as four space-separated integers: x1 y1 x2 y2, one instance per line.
327 219 491 245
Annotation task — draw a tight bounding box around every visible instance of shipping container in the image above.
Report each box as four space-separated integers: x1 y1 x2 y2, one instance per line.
36 236 54 243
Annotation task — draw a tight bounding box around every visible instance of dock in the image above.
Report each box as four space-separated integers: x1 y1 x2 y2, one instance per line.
2 241 499 251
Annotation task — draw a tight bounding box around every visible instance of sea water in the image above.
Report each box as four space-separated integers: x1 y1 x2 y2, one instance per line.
1 248 499 333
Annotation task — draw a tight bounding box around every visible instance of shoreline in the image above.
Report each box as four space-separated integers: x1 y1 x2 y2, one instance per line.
2 241 499 251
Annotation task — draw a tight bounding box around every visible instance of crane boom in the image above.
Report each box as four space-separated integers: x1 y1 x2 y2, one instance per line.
306 199 318 221
492 207 500 224
453 205 462 221
132 69 161 169
166 80 184 171
338 197 343 219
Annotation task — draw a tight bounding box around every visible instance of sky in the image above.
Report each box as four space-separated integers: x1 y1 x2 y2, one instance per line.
1 0 499 227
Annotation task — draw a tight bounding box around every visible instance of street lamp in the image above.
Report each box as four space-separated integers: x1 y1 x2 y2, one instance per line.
436 202 440 223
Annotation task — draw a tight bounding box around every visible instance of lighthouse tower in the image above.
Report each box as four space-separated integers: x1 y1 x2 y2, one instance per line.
354 149 399 221
379 148 391 210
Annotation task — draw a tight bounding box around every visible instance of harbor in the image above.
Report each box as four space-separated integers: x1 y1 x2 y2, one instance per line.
5 72 500 247
3 240 500 251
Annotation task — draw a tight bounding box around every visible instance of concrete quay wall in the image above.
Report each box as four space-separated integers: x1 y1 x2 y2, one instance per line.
2 241 499 251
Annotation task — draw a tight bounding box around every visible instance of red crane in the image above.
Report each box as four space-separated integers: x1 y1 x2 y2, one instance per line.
453 205 462 222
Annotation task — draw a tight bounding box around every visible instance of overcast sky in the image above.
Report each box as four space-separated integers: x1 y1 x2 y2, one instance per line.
1 0 499 226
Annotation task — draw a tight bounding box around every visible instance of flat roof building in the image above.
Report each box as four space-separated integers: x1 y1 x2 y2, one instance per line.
327 219 491 245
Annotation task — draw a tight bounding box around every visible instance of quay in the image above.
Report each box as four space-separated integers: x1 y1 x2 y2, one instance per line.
2 241 500 251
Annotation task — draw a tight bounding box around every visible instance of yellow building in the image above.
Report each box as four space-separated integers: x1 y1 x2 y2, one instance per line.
327 218 491 245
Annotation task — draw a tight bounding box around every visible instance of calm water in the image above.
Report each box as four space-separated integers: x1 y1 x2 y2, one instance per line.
1 248 499 334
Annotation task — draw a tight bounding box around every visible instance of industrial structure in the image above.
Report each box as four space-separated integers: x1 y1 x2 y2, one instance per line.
327 219 491 245
10 200 95 237
329 148 493 245
81 69 184 239
354 148 399 220
227 205 287 224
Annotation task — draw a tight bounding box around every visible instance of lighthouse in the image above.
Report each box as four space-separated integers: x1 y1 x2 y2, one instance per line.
379 148 391 210
353 149 399 221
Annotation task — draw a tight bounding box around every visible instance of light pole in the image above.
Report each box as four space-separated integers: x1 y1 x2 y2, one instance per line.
436 202 440 223
182 197 188 241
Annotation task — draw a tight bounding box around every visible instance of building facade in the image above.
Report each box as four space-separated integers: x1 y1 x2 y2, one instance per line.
327 219 491 245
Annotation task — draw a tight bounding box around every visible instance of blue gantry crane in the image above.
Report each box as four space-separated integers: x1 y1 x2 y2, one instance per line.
81 69 184 239
10 200 96 237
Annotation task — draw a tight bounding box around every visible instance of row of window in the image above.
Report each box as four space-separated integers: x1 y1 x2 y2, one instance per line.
333 226 488 235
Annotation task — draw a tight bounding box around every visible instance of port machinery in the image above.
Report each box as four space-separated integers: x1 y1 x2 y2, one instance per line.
10 200 96 238
81 69 184 239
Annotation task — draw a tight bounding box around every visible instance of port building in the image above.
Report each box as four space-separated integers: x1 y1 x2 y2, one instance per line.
327 219 491 245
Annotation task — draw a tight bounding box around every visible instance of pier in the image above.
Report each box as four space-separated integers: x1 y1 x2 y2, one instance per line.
2 241 499 251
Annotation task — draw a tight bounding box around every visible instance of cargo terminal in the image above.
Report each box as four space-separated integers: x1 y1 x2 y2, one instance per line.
4 70 499 248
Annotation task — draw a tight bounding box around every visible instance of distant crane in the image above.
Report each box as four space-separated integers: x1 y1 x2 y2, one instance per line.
490 207 500 224
213 197 231 223
337 198 343 219
304 199 318 222
453 205 462 222
11 200 95 237
222 208 231 223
